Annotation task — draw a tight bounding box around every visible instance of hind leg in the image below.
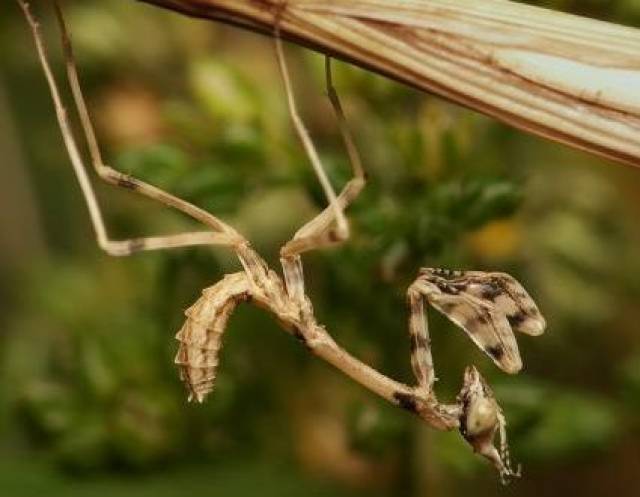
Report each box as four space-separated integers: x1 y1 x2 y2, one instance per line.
19 0 246 257
274 33 366 307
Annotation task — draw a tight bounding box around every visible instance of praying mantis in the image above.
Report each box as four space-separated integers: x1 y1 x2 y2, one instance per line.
16 0 546 481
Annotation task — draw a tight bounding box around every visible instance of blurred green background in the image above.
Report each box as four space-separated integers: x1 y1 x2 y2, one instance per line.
1 1 640 496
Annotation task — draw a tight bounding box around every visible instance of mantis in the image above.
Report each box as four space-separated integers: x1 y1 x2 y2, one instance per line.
17 0 545 481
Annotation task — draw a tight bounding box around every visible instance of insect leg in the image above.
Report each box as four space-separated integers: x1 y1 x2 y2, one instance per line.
275 34 366 303
406 281 436 393
19 0 246 257
416 269 546 374
278 54 366 259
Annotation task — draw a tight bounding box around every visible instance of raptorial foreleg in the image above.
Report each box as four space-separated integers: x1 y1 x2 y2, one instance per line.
406 283 436 393
407 268 545 480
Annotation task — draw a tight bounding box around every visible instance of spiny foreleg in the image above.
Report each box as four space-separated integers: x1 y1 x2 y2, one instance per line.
416 268 545 374
407 268 545 480
406 284 435 394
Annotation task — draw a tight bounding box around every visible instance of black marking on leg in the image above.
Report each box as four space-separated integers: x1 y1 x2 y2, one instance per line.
118 175 139 190
527 306 540 316
480 282 504 301
464 312 490 331
477 313 491 325
328 229 341 242
459 396 470 438
393 391 419 413
422 268 464 279
410 333 428 353
486 345 505 361
450 282 471 292
292 325 310 349
507 312 527 328
127 238 146 253
293 326 305 342
437 282 460 295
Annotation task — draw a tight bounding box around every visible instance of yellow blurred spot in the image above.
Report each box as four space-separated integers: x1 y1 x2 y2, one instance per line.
98 83 164 146
466 219 522 260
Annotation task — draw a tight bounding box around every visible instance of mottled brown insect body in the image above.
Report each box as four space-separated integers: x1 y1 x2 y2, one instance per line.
175 273 250 402
19 0 546 481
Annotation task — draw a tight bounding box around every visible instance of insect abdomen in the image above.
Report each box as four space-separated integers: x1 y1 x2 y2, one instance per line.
174 274 248 403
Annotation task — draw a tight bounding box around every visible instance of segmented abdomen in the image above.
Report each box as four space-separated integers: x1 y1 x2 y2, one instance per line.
174 273 249 403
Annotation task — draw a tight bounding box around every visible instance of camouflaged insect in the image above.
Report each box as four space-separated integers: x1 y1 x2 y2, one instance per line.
19 0 546 482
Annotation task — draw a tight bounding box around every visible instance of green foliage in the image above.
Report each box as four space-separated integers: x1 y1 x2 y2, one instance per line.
0 458 364 497
617 352 640 415
496 379 620 461
1 2 639 497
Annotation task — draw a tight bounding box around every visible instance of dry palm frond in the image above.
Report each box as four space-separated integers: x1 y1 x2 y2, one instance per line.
139 0 640 167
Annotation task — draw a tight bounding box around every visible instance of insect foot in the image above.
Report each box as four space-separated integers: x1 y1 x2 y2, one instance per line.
458 366 521 484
